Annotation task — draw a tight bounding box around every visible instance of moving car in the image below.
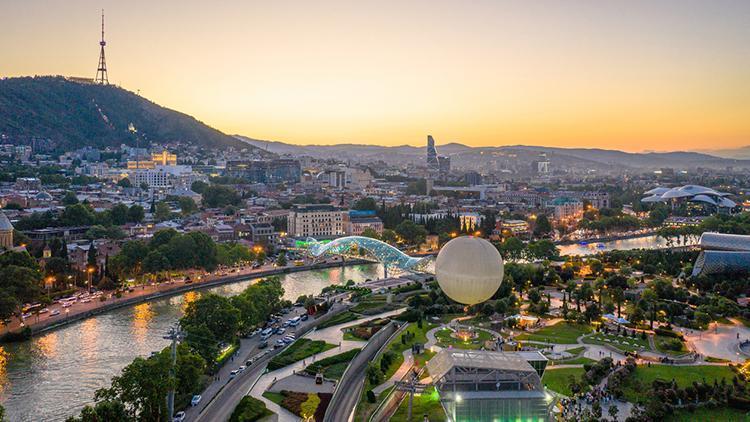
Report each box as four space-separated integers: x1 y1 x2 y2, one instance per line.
229 370 239 379
191 395 202 406
173 411 186 422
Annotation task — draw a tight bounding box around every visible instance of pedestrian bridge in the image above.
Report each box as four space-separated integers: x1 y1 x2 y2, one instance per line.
306 236 432 273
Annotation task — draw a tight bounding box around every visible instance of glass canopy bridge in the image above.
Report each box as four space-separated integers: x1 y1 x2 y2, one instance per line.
304 236 433 277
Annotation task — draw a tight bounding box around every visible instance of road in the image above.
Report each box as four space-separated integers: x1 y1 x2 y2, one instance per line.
2 257 354 337
192 300 351 422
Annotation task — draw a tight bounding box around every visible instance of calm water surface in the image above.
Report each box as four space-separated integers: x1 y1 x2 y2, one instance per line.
0 264 383 422
557 235 697 256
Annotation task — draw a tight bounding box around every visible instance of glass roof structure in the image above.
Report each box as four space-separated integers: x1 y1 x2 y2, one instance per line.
692 232 750 277
306 236 430 271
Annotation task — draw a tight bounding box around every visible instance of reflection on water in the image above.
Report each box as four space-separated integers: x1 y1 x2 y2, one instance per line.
0 264 382 422
132 303 155 346
557 235 697 256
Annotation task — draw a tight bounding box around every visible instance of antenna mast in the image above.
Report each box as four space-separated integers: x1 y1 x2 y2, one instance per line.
95 10 109 84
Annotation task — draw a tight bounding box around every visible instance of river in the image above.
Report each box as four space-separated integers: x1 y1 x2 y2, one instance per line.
556 234 698 256
0 264 384 422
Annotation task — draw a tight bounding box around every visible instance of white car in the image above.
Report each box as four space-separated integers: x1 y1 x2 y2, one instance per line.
191 394 202 406
173 411 186 422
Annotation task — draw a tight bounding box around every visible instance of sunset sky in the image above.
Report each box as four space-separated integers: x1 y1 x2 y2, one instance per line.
2 0 749 151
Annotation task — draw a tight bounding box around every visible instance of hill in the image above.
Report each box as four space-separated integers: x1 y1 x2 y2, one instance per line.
0 76 266 153
234 136 750 170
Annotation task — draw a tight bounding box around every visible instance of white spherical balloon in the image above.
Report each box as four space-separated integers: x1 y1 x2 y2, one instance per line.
435 236 504 305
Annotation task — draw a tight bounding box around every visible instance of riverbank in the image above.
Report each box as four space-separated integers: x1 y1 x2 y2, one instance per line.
1 259 372 341
555 230 660 246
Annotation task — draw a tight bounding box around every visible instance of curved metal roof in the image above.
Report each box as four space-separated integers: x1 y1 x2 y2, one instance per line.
661 185 719 199
641 194 666 203
692 250 750 277
690 194 717 205
698 232 750 252
0 212 13 231
644 187 671 195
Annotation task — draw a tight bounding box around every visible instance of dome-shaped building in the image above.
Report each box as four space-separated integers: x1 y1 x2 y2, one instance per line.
0 212 13 250
435 236 504 305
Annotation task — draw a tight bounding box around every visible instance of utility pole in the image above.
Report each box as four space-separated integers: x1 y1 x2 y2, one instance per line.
165 325 182 419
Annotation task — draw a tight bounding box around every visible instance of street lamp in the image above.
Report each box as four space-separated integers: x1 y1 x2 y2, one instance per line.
87 267 95 293
45 276 55 297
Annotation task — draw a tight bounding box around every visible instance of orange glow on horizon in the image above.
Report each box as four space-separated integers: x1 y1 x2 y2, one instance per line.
1 1 749 152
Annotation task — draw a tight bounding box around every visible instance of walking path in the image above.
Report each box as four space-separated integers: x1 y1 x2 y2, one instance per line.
372 325 442 394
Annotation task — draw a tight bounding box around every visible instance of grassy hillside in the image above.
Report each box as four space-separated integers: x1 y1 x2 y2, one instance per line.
0 76 264 153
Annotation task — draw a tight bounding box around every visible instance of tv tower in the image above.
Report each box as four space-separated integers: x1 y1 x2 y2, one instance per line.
95 10 109 84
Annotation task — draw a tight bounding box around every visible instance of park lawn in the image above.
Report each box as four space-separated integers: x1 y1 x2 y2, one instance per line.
654 335 690 356
666 406 749 421
262 391 284 405
317 311 359 329
390 322 439 354
350 301 391 314
267 339 336 370
391 386 446 422
434 328 494 350
565 346 586 355
621 365 736 403
542 367 586 397
229 395 273 422
583 332 650 353
517 322 592 344
305 348 360 380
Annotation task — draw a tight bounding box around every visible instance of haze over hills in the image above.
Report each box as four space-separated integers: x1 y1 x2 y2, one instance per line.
0 76 267 154
235 135 750 171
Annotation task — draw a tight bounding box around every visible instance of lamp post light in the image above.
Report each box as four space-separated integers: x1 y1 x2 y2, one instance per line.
87 267 95 293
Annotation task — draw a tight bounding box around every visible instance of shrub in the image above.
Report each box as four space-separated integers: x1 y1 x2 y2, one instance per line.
366 390 376 403
659 338 684 351
654 328 684 340
229 396 272 422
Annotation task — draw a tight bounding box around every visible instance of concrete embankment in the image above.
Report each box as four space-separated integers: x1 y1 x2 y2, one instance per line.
4 259 371 340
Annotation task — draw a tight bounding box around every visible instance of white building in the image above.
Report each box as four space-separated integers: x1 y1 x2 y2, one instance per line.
287 204 347 238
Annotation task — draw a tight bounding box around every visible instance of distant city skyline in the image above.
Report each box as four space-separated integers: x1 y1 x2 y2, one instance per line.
2 0 749 152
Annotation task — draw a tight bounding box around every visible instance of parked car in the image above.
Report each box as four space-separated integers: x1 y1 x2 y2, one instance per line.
276 339 286 346
238 365 246 372
258 340 268 349
173 411 186 422
281 320 291 328
301 313 309 321
191 395 202 406
275 327 286 335
229 370 239 379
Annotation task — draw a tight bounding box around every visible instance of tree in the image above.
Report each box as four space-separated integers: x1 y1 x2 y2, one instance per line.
608 404 619 421
395 220 427 246
191 180 209 194
527 240 558 261
87 241 98 268
94 353 171 421
177 197 198 215
65 400 129 422
499 237 525 261
203 185 241 208
61 191 79 206
533 214 552 237
0 265 42 319
180 294 240 343
360 227 380 239
353 197 377 211
110 204 129 226
143 250 169 274
61 204 96 226
154 202 172 222
116 177 132 188
275 252 287 267
380 229 398 244
127 205 145 223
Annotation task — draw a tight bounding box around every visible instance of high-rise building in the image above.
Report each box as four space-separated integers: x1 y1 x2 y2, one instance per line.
427 135 439 171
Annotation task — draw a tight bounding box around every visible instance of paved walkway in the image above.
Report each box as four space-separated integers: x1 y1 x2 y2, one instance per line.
372 325 442 394
682 319 750 363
